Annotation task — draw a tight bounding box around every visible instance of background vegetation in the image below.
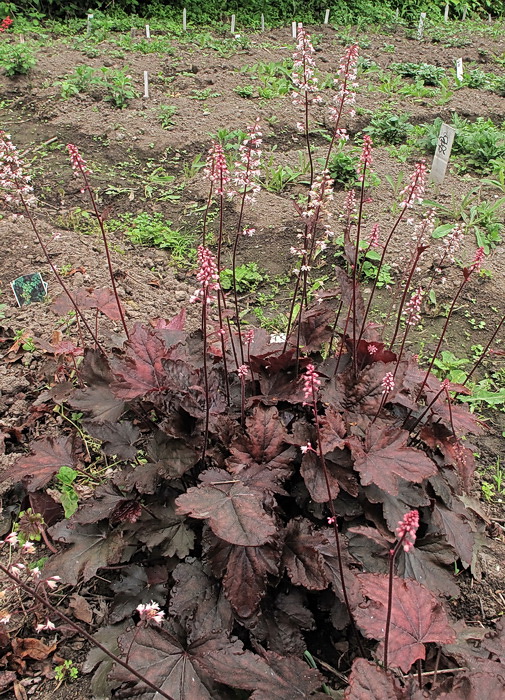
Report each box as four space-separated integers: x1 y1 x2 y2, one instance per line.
0 0 503 24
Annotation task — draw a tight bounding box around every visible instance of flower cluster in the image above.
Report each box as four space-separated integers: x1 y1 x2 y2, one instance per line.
302 363 321 402
359 135 373 179
67 143 92 176
190 246 220 304
381 372 395 394
395 510 419 552
291 25 322 109
368 223 380 249
0 131 35 206
136 601 165 625
404 287 424 326
237 364 248 379
204 142 232 197
0 16 13 32
400 160 427 208
328 43 359 137
438 223 465 265
233 119 262 203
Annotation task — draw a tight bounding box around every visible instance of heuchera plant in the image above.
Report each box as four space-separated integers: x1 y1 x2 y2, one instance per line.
2 24 505 700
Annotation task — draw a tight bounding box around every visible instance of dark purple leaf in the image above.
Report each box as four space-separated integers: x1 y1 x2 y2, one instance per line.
344 658 415 699
82 420 140 460
72 483 138 525
136 503 195 558
176 477 276 546
355 572 455 672
300 450 340 503
430 503 475 568
352 426 437 495
70 350 125 423
44 521 129 585
109 565 167 624
2 436 79 492
282 519 328 590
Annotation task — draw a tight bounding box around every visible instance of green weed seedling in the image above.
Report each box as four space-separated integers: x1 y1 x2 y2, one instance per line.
432 350 469 383
0 43 37 76
391 61 446 86
188 87 220 101
54 466 79 518
220 263 265 293
325 148 360 189
158 105 177 129
364 110 412 146
55 659 79 684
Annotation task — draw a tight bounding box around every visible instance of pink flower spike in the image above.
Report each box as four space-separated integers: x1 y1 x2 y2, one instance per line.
381 372 395 394
67 144 92 175
327 516 336 525
22 541 36 554
137 601 165 625
244 329 254 345
302 363 321 402
237 364 248 379
400 160 427 209
395 510 419 553
44 576 61 590
3 532 18 547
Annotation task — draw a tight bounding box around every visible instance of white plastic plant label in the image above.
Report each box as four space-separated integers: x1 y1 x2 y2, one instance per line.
430 123 456 184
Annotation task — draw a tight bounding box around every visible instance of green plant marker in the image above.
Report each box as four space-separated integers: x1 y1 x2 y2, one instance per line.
86 13 93 36
231 15 235 34
183 8 187 31
261 14 265 31
11 273 47 307
444 3 449 22
430 123 456 185
324 9 330 24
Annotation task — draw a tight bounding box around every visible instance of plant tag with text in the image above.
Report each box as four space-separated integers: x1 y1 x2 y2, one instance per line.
430 123 456 184
456 57 463 81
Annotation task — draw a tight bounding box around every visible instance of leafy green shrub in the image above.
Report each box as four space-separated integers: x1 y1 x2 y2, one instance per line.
57 65 137 108
0 43 36 76
220 262 265 292
364 111 412 145
158 104 177 129
325 149 359 189
391 62 446 86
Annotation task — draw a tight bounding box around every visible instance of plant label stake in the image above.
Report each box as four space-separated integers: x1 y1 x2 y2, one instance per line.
395 8 399 20
429 123 456 185
231 14 235 34
444 3 449 21
11 272 47 307
456 57 463 82
86 13 93 36
144 71 149 98
488 13 492 23
261 13 265 31
130 27 135 38
292 22 297 39
145 24 150 40
19 34 25 43
183 8 187 31
462 7 467 21
417 12 426 39
324 9 330 24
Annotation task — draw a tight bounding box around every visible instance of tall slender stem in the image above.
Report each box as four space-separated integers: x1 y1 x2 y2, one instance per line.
0 563 175 700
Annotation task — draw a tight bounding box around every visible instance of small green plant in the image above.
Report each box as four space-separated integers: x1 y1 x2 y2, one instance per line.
391 62 446 86
234 84 254 98
262 160 301 193
364 111 412 146
0 43 36 76
54 659 79 683
12 329 36 352
188 87 220 100
432 350 470 383
101 67 137 108
58 65 97 98
54 466 79 518
220 262 265 292
158 104 177 129
325 148 359 189
109 213 196 266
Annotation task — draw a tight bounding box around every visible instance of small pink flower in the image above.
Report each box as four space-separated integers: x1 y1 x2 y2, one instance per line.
244 329 254 345
137 601 165 625
381 372 395 394
300 442 315 454
327 516 336 525
404 287 423 326
303 364 321 402
67 144 92 175
35 619 55 632
3 532 18 547
204 142 232 196
21 542 36 554
44 576 61 590
359 135 373 177
400 161 426 208
396 510 419 552
237 364 248 379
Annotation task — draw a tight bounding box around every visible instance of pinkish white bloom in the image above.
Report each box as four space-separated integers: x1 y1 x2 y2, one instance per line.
327 516 336 525
368 224 380 248
395 510 419 552
137 601 165 625
21 542 36 555
243 227 255 236
190 246 220 304
359 135 373 179
67 143 91 175
329 43 359 132
0 131 35 207
300 442 315 454
204 142 233 197
3 532 18 547
291 25 323 109
244 329 254 345
35 619 56 632
400 160 427 209
302 364 321 402
404 287 424 326
237 364 248 379
233 119 262 203
381 372 395 394
44 576 61 590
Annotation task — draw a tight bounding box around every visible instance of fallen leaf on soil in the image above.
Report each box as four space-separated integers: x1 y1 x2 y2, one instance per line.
69 593 93 624
0 671 16 692
11 637 57 660
2 436 80 492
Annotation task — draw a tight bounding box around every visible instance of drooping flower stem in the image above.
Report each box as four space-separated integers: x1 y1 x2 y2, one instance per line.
388 247 428 350
384 510 419 671
0 562 176 700
68 145 129 340
416 251 484 401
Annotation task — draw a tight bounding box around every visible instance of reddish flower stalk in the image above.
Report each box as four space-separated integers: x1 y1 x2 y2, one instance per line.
67 144 129 339
191 246 221 460
324 42 359 171
384 510 419 671
416 248 485 401
0 16 13 32
0 132 103 352
302 364 363 653
0 562 175 700
238 364 248 426
388 242 428 351
231 120 262 365
356 161 427 351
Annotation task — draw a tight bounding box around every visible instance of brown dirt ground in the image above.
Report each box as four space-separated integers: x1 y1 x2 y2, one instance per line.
1 18 505 699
